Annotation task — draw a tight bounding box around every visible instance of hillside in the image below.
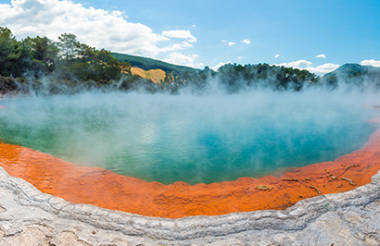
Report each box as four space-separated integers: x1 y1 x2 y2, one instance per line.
5 27 379 94
323 64 380 88
111 52 199 74
324 63 370 77
130 67 166 84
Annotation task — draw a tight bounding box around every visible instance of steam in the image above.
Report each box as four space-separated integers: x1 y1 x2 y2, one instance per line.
0 84 378 185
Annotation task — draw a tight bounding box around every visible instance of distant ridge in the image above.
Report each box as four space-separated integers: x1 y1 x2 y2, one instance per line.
111 52 200 74
324 63 376 77
323 63 380 88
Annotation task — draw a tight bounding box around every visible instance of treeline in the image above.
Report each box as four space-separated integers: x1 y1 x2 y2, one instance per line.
216 63 319 92
1 26 330 95
161 63 320 93
0 26 155 95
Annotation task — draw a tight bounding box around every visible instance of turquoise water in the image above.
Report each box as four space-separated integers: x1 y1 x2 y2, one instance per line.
0 92 376 184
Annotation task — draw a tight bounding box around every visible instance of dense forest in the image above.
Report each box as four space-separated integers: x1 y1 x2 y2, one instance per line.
2 26 378 96
0 26 151 95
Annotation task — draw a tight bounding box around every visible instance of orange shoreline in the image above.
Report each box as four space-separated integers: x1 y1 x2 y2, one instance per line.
1 119 380 218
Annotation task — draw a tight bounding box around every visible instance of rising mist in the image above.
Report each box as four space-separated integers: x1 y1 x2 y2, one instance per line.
0 85 378 184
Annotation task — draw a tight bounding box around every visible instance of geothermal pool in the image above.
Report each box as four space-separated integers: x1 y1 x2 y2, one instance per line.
0 92 376 185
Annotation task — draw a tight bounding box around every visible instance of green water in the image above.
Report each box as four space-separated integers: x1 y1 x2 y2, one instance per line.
0 92 376 184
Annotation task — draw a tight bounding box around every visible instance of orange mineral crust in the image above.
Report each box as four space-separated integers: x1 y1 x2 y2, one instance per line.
1 125 380 218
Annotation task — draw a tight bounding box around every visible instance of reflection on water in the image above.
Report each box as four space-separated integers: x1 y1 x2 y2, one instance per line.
0 92 376 184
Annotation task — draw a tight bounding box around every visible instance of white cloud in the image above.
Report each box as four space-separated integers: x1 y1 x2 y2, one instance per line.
276 60 313 68
275 54 280 58
163 52 204 69
306 63 340 75
211 61 231 71
0 0 197 58
242 39 250 45
162 30 197 43
223 39 250 46
360 59 380 67
275 60 339 75
157 41 194 53
316 54 326 59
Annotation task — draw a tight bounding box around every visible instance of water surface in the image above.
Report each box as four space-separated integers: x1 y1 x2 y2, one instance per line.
0 92 376 184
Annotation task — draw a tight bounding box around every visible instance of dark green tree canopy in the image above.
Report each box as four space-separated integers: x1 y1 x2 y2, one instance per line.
0 27 134 95
4 26 367 96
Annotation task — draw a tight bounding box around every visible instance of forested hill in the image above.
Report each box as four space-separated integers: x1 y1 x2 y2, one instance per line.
111 52 199 74
2 25 379 95
323 64 380 88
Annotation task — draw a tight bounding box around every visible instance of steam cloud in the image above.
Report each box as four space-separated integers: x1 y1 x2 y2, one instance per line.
0 84 378 184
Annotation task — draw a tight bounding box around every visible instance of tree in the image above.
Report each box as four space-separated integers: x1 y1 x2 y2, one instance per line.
0 26 16 76
57 33 80 62
120 61 132 74
26 36 59 74
94 49 121 83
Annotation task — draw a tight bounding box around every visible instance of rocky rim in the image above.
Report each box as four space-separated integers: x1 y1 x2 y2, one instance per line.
0 166 379 245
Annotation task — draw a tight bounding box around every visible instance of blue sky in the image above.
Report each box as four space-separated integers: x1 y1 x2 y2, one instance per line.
1 0 380 74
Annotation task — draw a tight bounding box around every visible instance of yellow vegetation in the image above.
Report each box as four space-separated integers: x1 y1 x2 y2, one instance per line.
130 67 166 84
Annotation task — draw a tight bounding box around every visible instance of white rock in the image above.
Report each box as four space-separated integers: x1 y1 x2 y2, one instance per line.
0 166 379 246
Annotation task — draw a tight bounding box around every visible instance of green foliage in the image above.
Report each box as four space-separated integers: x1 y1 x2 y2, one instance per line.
0 27 133 94
0 75 18 94
72 47 121 83
0 27 18 77
24 36 59 75
57 33 80 62
217 63 319 92
0 26 342 95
